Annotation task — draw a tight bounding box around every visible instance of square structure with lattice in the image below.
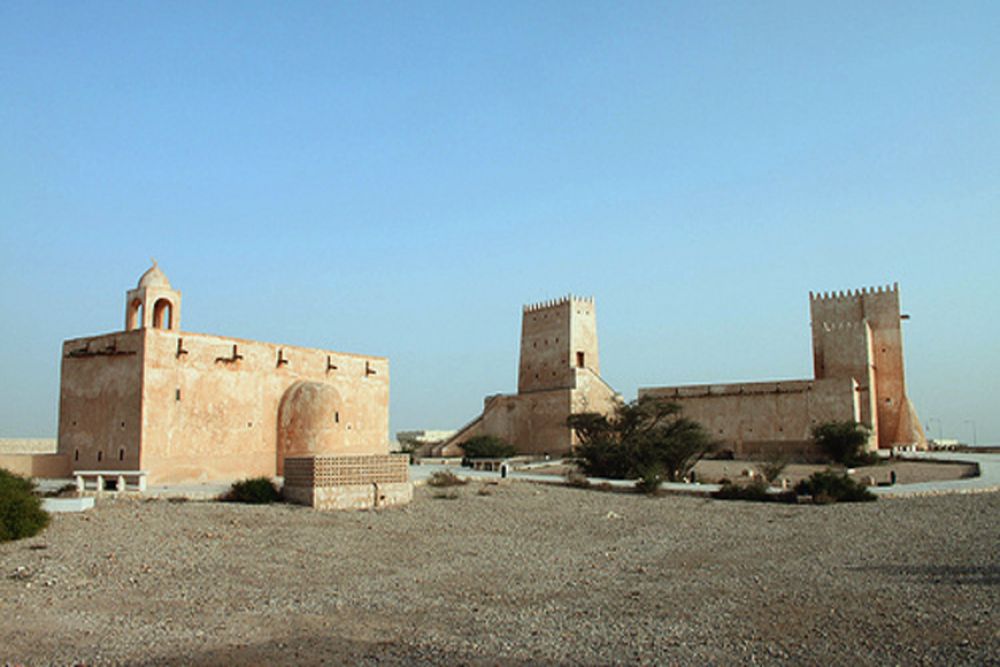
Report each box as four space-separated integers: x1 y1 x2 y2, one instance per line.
283 454 412 510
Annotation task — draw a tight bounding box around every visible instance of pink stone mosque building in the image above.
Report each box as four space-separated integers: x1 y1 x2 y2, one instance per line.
54 262 409 508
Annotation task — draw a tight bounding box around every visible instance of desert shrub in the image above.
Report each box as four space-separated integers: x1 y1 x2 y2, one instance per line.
564 469 591 488
634 465 665 495
0 469 50 542
568 397 716 483
461 435 516 460
755 452 788 483
221 477 282 504
427 470 467 488
812 421 874 467
795 470 876 503
713 479 797 503
42 483 78 498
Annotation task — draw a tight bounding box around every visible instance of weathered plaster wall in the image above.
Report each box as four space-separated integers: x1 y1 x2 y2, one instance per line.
0 439 57 454
640 378 863 458
446 295 616 458
810 285 923 448
0 454 70 478
572 368 619 420
284 482 412 511
58 331 145 473
518 301 574 393
569 299 600 377
481 390 573 455
140 330 389 484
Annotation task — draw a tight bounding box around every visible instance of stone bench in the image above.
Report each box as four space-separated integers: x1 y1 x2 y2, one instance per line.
73 470 149 493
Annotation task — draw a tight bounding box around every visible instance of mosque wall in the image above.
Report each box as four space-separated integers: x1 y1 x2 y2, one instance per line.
56 263 390 486
140 330 388 484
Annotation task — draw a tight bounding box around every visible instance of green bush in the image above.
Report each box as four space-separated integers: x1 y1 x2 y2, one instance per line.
0 469 50 542
795 470 876 503
568 398 716 483
754 452 788 483
221 477 282 504
634 465 665 495
812 421 873 467
427 470 467 488
712 480 796 503
564 469 591 488
461 435 516 460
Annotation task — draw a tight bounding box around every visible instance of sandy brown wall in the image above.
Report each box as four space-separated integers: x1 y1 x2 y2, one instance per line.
569 300 600 377
58 331 144 473
0 454 70 478
479 389 574 455
640 378 860 458
518 302 574 393
810 286 918 448
140 330 389 484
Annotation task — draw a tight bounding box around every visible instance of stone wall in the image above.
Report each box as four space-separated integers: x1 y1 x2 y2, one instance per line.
284 482 413 511
140 330 389 484
58 331 145 474
444 295 617 457
283 454 411 511
0 439 57 455
810 285 923 448
640 377 863 458
58 328 389 485
0 454 70 478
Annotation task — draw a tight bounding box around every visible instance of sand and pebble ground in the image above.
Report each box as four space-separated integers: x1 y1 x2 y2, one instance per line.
1 482 997 666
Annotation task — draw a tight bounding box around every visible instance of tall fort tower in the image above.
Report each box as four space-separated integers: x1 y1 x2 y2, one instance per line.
518 295 600 393
810 283 924 449
437 294 618 457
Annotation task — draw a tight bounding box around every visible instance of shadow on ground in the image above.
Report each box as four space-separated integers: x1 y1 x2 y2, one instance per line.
137 635 558 666
848 564 1000 586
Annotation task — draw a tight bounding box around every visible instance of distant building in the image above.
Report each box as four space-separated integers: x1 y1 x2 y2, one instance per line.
395 430 457 455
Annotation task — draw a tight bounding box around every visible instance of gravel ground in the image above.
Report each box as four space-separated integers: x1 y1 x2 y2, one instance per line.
1 483 997 666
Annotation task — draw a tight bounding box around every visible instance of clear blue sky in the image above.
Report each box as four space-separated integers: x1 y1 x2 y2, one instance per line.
1 2 997 445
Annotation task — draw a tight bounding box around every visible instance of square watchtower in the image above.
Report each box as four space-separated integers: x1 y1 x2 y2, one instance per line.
518 295 600 394
810 283 924 449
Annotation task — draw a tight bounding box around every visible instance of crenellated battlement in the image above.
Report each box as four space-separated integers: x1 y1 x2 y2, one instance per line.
818 320 869 332
523 293 595 313
809 283 898 302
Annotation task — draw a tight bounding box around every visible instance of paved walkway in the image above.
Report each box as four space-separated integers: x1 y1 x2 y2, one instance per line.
34 451 999 502
870 450 1000 497
411 450 1000 499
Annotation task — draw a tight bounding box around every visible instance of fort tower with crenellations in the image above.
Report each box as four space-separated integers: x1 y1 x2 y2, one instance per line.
810 283 923 449
518 295 600 394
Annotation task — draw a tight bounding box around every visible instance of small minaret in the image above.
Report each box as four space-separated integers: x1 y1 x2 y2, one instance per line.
518 295 599 393
125 260 182 331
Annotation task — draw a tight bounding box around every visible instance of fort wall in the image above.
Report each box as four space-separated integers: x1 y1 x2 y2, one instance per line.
639 377 862 458
518 296 598 393
810 284 922 448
